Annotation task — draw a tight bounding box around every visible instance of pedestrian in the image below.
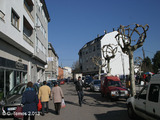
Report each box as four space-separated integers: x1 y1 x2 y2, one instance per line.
22 81 39 120
38 81 51 116
75 76 84 107
51 82 64 115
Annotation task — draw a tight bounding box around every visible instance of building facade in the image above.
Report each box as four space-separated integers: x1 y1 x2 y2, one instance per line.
79 31 129 78
45 42 59 80
58 67 63 80
0 0 50 97
63 66 72 79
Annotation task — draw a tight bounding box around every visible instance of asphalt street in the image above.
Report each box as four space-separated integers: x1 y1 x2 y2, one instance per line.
0 82 131 120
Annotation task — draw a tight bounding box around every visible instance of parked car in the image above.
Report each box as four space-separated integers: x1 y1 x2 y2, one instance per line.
84 76 93 87
90 80 101 92
101 75 129 100
127 74 160 120
0 83 39 116
58 79 65 85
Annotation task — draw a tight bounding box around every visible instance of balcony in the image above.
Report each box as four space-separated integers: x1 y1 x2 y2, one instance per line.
23 33 33 47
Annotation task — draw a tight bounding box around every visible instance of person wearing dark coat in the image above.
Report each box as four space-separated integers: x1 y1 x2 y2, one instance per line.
75 76 84 106
22 82 39 120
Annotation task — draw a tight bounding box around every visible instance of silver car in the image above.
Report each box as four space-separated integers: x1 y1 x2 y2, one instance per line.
0 83 39 116
90 80 101 92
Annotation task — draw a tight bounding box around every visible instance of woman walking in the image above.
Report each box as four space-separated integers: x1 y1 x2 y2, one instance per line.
51 82 64 115
22 82 39 120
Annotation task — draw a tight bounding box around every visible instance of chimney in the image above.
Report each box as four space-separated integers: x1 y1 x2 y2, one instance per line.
104 30 107 34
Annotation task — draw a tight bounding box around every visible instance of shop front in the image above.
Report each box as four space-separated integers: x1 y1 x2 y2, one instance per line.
0 57 27 100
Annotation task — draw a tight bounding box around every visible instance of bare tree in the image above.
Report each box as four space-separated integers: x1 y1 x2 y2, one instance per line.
115 24 149 96
102 44 117 73
92 56 106 80
134 56 143 76
72 60 80 73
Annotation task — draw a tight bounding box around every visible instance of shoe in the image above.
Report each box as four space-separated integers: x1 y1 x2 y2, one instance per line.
40 113 45 116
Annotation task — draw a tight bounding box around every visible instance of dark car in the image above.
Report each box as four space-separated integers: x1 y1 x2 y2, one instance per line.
0 83 39 116
84 76 93 87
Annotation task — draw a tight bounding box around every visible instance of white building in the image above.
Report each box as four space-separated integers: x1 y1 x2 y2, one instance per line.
63 67 72 79
79 31 129 79
0 0 50 97
45 43 59 80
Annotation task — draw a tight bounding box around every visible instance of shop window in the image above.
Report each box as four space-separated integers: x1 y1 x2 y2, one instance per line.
0 69 4 100
11 9 19 29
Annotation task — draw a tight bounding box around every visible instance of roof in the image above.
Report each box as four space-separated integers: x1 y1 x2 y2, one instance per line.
150 74 160 83
48 42 59 58
40 0 50 22
79 34 104 54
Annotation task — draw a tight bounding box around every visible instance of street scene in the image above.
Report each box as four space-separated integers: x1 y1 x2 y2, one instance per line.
0 0 160 120
1 83 132 120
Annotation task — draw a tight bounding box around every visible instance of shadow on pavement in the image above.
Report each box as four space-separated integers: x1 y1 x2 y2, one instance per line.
65 100 79 107
48 108 57 115
94 110 130 120
83 90 127 109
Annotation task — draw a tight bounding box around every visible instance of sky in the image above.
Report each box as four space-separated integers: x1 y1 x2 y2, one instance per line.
45 0 160 67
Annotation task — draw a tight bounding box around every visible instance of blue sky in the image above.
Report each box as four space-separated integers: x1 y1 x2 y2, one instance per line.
45 0 160 67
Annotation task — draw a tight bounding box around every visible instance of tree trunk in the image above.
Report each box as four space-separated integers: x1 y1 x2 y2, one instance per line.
98 66 101 80
128 50 136 96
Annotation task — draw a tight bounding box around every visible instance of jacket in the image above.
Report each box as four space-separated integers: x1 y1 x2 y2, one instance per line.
75 80 83 91
22 88 38 114
38 85 51 102
51 86 64 103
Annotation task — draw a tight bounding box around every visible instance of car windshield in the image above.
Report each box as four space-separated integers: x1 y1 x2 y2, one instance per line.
8 84 27 95
94 81 101 84
108 80 122 87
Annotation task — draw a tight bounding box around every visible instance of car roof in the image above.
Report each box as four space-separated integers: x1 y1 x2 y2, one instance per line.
150 74 160 83
105 76 120 81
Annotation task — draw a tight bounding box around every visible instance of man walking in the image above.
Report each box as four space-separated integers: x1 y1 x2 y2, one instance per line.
75 76 84 106
38 81 51 116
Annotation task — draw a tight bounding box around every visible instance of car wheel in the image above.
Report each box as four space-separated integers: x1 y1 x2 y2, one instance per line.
128 104 136 119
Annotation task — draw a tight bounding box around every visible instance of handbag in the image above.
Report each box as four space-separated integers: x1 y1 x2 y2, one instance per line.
61 99 66 108
14 105 23 119
37 99 42 111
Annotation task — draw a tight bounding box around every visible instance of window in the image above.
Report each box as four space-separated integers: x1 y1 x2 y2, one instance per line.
24 0 33 13
138 86 148 100
11 9 19 29
93 46 96 51
148 84 160 102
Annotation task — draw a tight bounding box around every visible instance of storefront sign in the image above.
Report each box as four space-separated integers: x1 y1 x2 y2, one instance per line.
15 62 25 70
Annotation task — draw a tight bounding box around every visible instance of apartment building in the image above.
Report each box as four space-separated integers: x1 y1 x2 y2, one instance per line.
58 67 63 80
79 31 129 78
45 42 59 80
63 66 72 79
0 0 50 97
